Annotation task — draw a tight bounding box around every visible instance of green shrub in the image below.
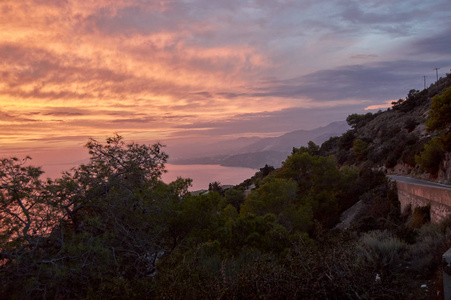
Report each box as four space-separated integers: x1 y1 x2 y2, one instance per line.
426 86 451 132
408 222 451 277
357 230 406 275
415 137 444 175
339 130 356 150
353 138 368 161
224 187 245 211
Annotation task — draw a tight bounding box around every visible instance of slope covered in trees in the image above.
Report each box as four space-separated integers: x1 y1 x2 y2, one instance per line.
1 137 450 298
1 74 451 298
319 73 451 184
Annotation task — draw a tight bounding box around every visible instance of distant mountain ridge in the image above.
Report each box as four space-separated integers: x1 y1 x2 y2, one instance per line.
239 121 349 153
170 121 350 168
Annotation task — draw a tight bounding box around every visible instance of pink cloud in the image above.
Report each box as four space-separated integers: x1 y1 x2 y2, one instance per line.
364 100 394 110
0 0 449 168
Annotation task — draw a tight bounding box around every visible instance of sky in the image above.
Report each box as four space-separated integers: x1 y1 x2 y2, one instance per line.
1 0 451 173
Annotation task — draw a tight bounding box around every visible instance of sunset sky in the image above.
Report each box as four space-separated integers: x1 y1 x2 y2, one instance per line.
1 0 451 172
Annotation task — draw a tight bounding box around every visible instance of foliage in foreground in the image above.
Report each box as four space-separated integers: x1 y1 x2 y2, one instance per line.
1 135 450 299
0 135 186 298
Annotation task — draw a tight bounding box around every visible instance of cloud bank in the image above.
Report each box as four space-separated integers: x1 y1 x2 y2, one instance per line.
0 0 450 156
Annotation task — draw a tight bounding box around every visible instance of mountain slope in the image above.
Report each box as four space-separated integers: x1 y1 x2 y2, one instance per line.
319 74 451 184
171 121 350 168
239 121 349 153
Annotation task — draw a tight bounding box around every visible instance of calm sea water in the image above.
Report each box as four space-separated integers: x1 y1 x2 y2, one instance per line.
162 164 257 191
41 163 257 192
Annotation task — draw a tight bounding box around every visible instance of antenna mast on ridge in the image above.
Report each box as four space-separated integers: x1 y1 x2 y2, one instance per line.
434 68 440 82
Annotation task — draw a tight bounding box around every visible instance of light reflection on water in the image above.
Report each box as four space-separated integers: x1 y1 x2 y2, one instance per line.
40 162 256 192
162 164 257 191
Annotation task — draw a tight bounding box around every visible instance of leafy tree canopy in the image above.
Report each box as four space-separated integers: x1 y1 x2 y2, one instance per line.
427 86 451 132
0 135 191 298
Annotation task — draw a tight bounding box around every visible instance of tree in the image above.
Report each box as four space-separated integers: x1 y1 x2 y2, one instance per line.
224 188 245 211
259 164 275 177
0 157 60 297
413 86 451 175
0 157 51 250
208 181 224 195
292 141 320 156
427 86 451 151
415 137 443 175
391 99 404 110
0 135 191 298
346 113 373 129
84 133 167 185
241 178 298 217
278 152 340 194
427 86 451 132
353 139 368 161
338 130 355 150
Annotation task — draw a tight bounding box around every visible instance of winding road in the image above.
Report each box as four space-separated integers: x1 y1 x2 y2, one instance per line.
387 175 451 190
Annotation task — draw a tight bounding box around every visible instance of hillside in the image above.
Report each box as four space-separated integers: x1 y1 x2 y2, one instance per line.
238 121 349 153
319 73 451 184
2 75 451 298
171 121 349 168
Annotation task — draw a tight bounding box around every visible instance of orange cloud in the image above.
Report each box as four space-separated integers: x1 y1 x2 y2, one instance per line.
364 100 394 110
0 0 278 126
1 0 444 172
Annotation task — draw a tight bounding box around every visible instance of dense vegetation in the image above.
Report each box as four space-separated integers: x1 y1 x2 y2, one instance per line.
1 75 451 299
320 74 451 183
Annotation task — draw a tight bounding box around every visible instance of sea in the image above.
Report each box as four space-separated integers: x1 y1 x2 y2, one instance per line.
40 162 257 192
162 164 257 191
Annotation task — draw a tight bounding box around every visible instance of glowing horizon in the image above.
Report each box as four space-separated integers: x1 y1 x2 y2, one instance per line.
1 0 450 169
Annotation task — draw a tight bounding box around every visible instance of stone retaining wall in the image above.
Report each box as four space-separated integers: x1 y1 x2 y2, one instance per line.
397 181 451 223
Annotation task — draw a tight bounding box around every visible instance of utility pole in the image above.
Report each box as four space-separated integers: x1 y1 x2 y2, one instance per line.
424 75 427 89
434 68 440 82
